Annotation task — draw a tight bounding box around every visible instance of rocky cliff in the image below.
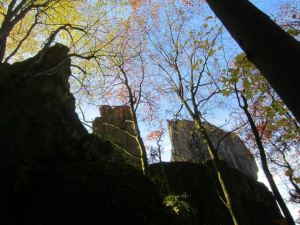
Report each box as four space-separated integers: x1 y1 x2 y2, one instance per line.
0 44 284 225
0 45 169 225
0 44 90 168
168 120 258 179
93 105 140 157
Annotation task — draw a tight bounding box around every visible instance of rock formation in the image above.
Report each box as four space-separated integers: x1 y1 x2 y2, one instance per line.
0 45 169 225
168 120 258 180
93 105 140 159
0 44 284 225
150 162 283 225
0 44 90 168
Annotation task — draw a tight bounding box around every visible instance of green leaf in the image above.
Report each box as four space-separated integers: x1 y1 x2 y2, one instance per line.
205 16 213 21
294 178 300 184
285 169 293 177
221 88 232 97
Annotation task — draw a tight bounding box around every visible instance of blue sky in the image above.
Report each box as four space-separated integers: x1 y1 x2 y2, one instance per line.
204 1 299 219
75 0 299 220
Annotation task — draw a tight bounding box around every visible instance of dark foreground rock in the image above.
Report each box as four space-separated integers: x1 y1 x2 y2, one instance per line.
0 44 169 225
0 44 89 167
1 161 168 225
150 162 283 225
0 44 284 225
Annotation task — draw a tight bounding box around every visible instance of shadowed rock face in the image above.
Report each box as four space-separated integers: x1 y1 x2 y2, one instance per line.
0 44 284 225
0 44 89 168
0 45 169 225
168 120 258 180
93 105 140 158
150 162 283 225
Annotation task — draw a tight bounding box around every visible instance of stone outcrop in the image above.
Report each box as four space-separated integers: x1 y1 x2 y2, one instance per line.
93 105 140 158
150 162 283 225
0 44 284 225
168 120 258 179
0 45 170 225
0 44 93 168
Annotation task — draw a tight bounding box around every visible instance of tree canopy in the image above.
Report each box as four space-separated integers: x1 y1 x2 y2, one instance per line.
1 0 299 224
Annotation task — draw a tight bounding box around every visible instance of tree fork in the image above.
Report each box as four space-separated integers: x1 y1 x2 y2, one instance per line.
129 106 149 176
206 0 300 122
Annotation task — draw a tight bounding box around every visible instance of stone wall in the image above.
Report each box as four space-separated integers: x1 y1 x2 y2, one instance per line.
168 120 258 180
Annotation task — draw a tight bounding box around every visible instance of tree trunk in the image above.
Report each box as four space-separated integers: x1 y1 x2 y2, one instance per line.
195 120 250 225
280 151 300 198
135 132 149 176
129 106 149 176
120 67 149 176
206 0 300 122
0 27 9 62
177 95 250 225
241 95 295 225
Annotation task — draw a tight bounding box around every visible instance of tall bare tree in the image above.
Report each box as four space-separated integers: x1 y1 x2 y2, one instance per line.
221 53 298 225
149 4 250 225
97 17 159 176
235 90 295 225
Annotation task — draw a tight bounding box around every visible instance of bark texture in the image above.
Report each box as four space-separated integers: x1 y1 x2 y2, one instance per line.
206 0 300 122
